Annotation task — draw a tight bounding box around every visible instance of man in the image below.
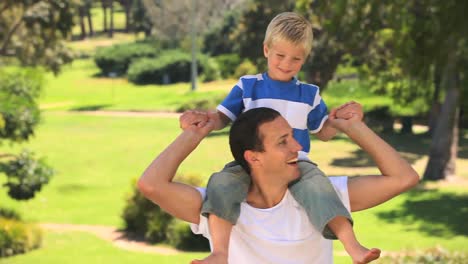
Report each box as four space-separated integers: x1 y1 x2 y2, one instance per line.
138 107 419 264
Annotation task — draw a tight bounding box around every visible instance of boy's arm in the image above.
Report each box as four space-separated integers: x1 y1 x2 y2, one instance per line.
315 101 364 141
329 116 419 212
138 119 215 224
180 110 230 132
209 110 231 131
315 119 338 141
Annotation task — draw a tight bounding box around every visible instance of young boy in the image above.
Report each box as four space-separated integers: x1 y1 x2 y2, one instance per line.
181 12 379 264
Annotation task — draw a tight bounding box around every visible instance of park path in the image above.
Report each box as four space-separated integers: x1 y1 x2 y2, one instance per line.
53 110 182 118
40 223 180 255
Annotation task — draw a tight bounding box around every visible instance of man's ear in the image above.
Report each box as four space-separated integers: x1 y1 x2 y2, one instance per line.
263 44 269 58
244 150 259 167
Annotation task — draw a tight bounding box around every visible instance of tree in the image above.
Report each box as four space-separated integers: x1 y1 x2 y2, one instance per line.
0 0 76 200
78 0 94 39
228 0 296 70
141 0 245 90
0 0 76 74
295 0 467 180
0 68 54 200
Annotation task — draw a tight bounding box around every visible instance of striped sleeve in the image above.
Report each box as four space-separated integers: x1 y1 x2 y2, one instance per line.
217 81 245 121
307 91 329 133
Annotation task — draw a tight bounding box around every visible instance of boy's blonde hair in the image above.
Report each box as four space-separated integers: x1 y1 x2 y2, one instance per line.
263 12 313 56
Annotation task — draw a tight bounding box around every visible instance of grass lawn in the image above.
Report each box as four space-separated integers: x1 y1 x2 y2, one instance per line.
40 59 232 112
3 231 206 264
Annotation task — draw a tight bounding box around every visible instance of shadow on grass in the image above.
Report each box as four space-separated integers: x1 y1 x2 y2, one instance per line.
70 104 112 111
330 131 432 167
56 183 89 193
376 187 468 237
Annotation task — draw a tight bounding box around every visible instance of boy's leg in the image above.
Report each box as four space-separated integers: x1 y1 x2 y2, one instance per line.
288 161 352 239
290 161 380 263
327 217 381 263
197 162 250 262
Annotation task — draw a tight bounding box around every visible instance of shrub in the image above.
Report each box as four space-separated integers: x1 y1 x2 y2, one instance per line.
0 208 21 221
198 56 221 82
176 93 226 113
166 219 210 251
94 42 160 76
214 54 242 79
127 49 197 85
122 174 206 246
128 50 219 85
0 67 43 142
122 179 172 243
1 150 54 200
379 247 468 263
234 59 258 78
0 218 42 258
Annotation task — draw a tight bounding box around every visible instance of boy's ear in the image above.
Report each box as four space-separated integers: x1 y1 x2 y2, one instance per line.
263 44 269 58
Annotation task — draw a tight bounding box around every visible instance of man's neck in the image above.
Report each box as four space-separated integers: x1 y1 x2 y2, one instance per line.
246 178 288 209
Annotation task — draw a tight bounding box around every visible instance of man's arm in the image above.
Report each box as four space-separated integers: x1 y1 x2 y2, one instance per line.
137 120 215 224
329 116 420 212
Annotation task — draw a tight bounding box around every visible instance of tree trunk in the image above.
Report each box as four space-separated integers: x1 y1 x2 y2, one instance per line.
124 0 131 32
102 0 108 33
400 116 413 134
108 0 114 38
428 65 442 135
444 107 459 179
423 67 460 181
87 7 94 36
0 12 24 55
79 7 87 39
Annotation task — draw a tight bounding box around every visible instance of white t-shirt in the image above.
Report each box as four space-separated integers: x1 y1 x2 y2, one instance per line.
191 176 350 264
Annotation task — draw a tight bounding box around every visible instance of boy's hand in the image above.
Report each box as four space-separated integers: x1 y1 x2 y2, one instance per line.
332 101 364 121
179 110 210 130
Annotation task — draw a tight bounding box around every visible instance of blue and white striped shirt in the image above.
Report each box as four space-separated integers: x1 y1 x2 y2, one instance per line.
217 73 328 159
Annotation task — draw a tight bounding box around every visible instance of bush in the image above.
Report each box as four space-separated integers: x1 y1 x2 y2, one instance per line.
127 50 220 85
379 247 468 263
127 49 197 85
0 208 21 221
94 42 160 76
166 219 210 251
0 218 42 258
214 54 242 79
1 150 54 200
176 93 227 113
122 174 206 247
0 67 43 142
234 60 258 78
122 180 172 243
198 56 221 82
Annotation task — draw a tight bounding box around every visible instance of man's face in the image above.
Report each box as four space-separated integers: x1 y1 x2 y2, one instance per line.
253 116 302 183
264 40 306 82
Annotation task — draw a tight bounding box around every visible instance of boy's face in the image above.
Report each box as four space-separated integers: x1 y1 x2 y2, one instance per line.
264 40 307 82
250 116 302 184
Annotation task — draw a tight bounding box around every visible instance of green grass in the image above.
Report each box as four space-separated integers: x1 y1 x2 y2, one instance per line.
0 113 232 226
2 231 205 264
41 59 232 112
